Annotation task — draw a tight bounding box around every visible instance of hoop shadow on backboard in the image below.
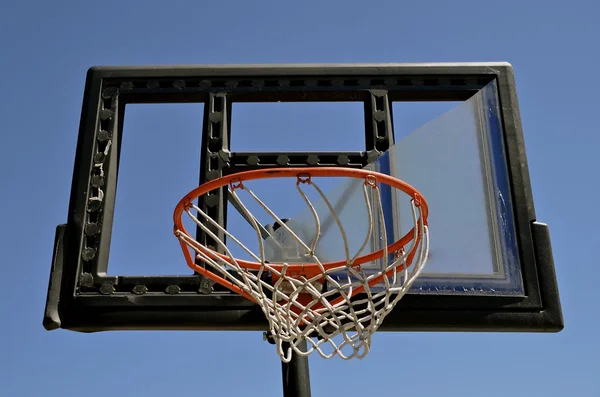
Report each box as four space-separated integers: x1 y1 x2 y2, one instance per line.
43 63 562 334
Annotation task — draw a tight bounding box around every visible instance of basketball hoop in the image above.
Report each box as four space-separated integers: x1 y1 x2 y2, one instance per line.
173 167 429 362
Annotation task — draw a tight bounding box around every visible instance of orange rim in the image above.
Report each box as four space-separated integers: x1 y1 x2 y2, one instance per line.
173 167 428 302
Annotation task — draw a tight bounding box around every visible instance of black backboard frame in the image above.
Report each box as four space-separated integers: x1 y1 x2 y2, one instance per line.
43 63 563 333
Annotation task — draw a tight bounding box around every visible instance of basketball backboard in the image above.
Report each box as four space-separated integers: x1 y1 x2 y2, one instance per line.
44 63 562 335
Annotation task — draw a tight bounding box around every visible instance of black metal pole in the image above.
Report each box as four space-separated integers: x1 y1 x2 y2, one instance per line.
281 339 311 397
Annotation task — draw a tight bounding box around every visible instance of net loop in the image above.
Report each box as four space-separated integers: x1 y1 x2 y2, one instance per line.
296 173 311 185
230 179 244 191
364 174 377 188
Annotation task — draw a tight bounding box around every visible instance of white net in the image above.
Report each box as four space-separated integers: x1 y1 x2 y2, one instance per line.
174 172 429 362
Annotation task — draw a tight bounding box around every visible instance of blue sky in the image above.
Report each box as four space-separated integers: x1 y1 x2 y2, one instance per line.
1 0 598 396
